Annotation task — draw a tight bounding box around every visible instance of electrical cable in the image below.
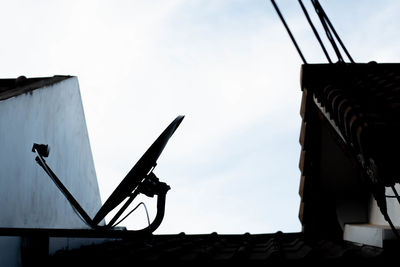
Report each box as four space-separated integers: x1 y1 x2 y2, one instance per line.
375 189 400 240
270 0 354 64
112 202 151 228
371 180 400 240
311 0 355 63
312 0 355 63
386 185 400 239
390 185 400 206
298 0 332 63
270 0 308 64
311 0 344 62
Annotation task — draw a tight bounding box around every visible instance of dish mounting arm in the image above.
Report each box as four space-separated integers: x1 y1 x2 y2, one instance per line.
105 171 170 230
32 143 170 233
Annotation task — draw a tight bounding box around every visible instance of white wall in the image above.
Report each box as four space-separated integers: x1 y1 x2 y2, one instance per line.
0 77 103 266
369 185 400 226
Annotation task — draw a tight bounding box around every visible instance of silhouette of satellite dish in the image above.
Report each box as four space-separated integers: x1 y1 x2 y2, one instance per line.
92 115 184 225
32 115 184 232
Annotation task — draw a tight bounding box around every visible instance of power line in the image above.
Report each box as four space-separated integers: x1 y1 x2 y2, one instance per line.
270 0 308 64
298 0 332 63
311 0 344 62
271 0 355 64
311 0 355 63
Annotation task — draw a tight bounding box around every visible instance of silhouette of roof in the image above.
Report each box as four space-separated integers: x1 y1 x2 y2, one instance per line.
0 75 71 101
298 62 400 240
46 231 386 265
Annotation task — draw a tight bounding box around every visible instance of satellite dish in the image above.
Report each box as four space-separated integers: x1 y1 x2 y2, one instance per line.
92 115 184 225
33 115 184 231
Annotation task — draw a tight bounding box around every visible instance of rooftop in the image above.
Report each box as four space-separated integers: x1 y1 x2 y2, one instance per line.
0 75 71 101
44 231 387 266
299 62 400 240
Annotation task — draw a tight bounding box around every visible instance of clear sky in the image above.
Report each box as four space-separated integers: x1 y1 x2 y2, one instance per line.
1 0 400 234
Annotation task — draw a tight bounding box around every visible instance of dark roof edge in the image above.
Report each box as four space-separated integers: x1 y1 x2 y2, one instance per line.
0 75 73 101
0 227 302 239
300 62 400 91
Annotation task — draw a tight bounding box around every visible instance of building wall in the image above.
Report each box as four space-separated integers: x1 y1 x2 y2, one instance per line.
0 77 103 266
369 185 400 226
